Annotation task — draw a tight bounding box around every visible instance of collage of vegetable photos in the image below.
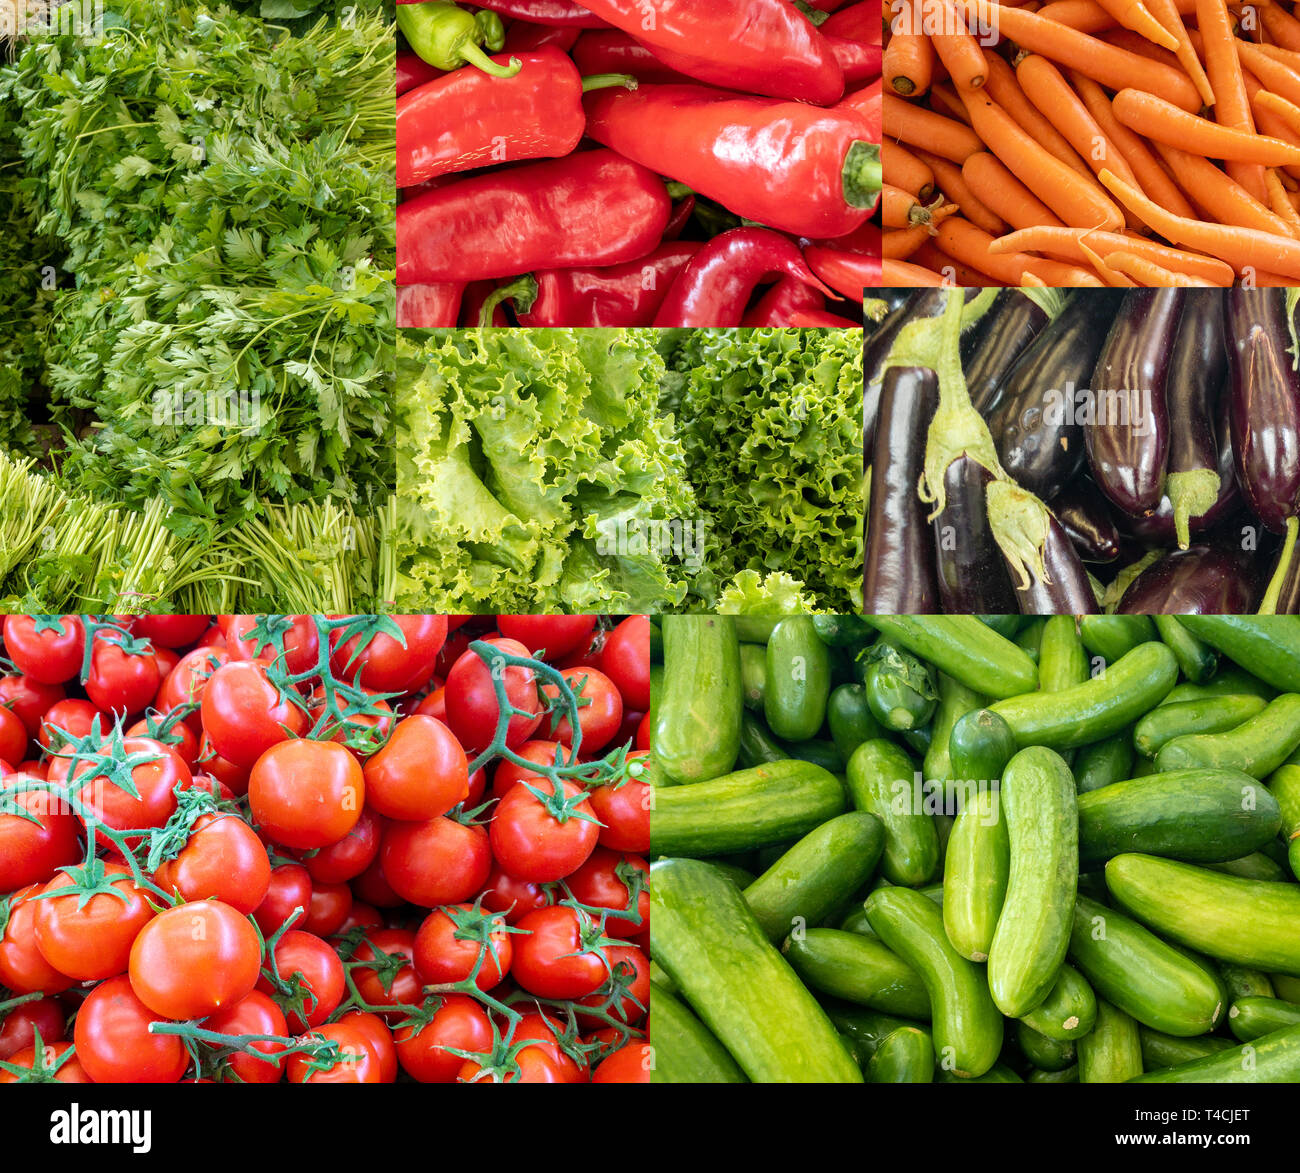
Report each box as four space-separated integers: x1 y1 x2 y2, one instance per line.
0 0 1296 1138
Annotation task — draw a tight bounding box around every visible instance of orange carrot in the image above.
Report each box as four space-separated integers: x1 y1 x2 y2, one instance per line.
987 225 1236 282
882 258 951 285
1090 0 1179 49
959 0 1202 110
930 0 989 88
1032 0 1198 33
929 81 976 124
1102 250 1207 284
1254 87 1300 139
883 205 958 259
885 93 985 161
1241 71 1300 183
962 150 1066 227
1196 0 1271 203
957 85 1126 228
883 184 937 227
1111 87 1300 164
1144 0 1215 106
982 53 1093 177
912 239 1003 283
1237 39 1300 109
1153 141 1295 234
1259 0 1300 52
885 0 934 95
936 217 1108 283
1079 239 1139 284
883 140 937 200
913 148 1009 234
1020 272 1049 286
1264 167 1300 236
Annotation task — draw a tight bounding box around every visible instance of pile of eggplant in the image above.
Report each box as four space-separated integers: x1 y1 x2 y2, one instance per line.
863 287 1300 615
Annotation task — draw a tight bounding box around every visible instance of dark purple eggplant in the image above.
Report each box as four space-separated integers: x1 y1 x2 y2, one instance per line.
1086 289 1184 517
864 289 949 463
1116 544 1259 614
931 456 1019 613
1012 512 1099 615
964 291 1051 416
985 480 1099 614
865 365 940 613
991 291 1123 502
1263 528 1300 614
1225 288 1300 535
1053 479 1122 563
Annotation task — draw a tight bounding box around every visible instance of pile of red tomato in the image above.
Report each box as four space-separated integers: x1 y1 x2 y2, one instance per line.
0 613 650 1083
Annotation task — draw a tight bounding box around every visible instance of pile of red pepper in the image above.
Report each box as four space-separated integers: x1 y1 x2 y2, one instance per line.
396 0 882 328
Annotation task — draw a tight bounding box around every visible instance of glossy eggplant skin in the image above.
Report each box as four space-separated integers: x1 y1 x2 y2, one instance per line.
932 456 1019 613
991 292 1123 502
1225 288 1300 534
1053 480 1122 563
1009 513 1099 615
1116 544 1259 615
1166 289 1226 480
1266 541 1300 614
965 291 1050 416
865 365 940 614
864 290 948 462
1086 289 1184 517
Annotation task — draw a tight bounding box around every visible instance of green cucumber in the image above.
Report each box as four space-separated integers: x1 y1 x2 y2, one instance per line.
1176 616 1300 693
1267 763 1300 881
1160 668 1275 705
863 643 937 732
743 813 884 942
1227 995 1300 1041
1271 973 1300 1002
827 683 883 762
783 928 930 1020
1014 617 1046 662
942 788 1008 963
1219 964 1275 1001
706 861 756 889
948 708 1018 788
811 613 875 649
1019 963 1097 1041
988 746 1079 1018
650 759 846 858
1138 1028 1235 1070
1080 615 1157 663
649 981 748 1084
863 886 1003 1079
867 1026 934 1083
733 617 780 644
1072 734 1134 794
1068 894 1224 1036
861 616 1039 699
1132 1023 1300 1082
765 616 832 743
1016 1021 1076 1071
739 642 767 712
838 902 875 936
989 642 1177 751
825 1007 926 1059
922 673 987 804
781 738 845 774
1155 693 1300 778
1038 616 1089 693
650 858 863 1083
1076 769 1280 864
978 614 1024 638
735 712 788 769
1106 854 1300 976
655 616 743 785
1133 694 1267 757
1077 999 1143 1083
937 1061 1023 1083
1154 615 1217 683
1027 1064 1078 1083
846 739 939 887
1203 852 1287 881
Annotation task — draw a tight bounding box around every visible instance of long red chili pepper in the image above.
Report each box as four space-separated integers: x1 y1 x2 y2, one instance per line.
503 21 582 52
825 34 884 84
652 228 835 328
803 244 881 299
397 48 632 187
397 52 442 96
397 149 671 284
397 283 465 327
570 30 690 84
823 2 883 43
574 0 845 105
740 277 826 327
808 221 883 254
584 83 881 238
662 194 695 241
788 309 864 328
465 0 609 26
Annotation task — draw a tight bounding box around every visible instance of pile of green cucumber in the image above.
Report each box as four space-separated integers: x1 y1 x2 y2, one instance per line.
648 613 1300 1084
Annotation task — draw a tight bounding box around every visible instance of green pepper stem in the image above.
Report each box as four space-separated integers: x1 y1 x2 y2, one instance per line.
458 41 522 78
581 72 638 94
477 275 539 327
843 141 882 211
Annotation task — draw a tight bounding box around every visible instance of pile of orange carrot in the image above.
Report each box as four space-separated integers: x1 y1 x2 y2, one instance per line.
881 0 1300 285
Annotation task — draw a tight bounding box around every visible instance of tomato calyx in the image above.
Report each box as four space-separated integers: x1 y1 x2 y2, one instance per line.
30 857 139 914
50 718 165 804
129 703 197 755
78 617 153 684
0 1026 76 1083
449 1017 542 1084
329 615 410 681
139 784 236 877
518 777 604 830
418 899 527 996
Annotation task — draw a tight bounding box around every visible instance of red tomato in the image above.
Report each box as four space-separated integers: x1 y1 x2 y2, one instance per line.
599 616 650 710
586 752 650 853
555 627 606 671
195 625 228 651
414 686 445 719
153 812 272 915
458 1046 569 1083
307 685 393 759
334 900 384 938
444 637 542 753
636 711 649 750
496 615 597 661
203 990 289 1084
541 666 624 753
73 975 190 1083
131 615 211 648
350 852 405 908
299 807 381 884
351 929 423 1022
489 738 596 802
566 847 649 937
196 733 249 796
330 615 447 694
0 1041 90 1083
336 1009 397 1083
258 929 345 1032
489 776 599 882
362 714 468 821
0 996 64 1061
249 739 364 849
577 943 650 1026
157 646 229 732
251 863 313 937
512 906 609 999
36 698 102 752
592 1042 652 1083
394 994 493 1083
201 660 305 769
127 713 199 770
66 736 187 851
511 1010 589 1083
2 615 84 684
0 675 64 738
0 706 28 767
413 903 512 991
128 900 261 1020
380 815 491 907
85 637 160 716
287 1021 384 1083
0 775 80 892
224 614 321 676
34 862 155 981
151 645 181 680
0 886 73 994
479 866 550 924
302 880 353 938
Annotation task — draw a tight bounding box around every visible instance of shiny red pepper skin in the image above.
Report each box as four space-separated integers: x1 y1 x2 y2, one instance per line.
842 77 882 139
824 3 883 43
804 243 882 299
826 34 884 84
465 0 609 26
518 243 702 327
662 194 695 241
503 21 581 52
397 48 587 187
652 228 835 328
571 30 690 84
789 309 863 328
585 83 879 238
576 0 844 104
740 277 826 327
397 52 442 96
397 283 465 327
398 149 671 284
807 0 857 11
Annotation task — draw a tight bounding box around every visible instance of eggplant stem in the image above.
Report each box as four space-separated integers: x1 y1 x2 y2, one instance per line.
986 479 1053 591
1102 549 1162 611
1259 515 1300 615
1165 468 1221 551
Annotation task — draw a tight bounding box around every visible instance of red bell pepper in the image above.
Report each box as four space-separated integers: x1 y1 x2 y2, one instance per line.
503 21 581 52
788 309 864 328
807 221 883 254
397 283 465 327
468 0 609 26
575 0 844 105
570 30 690 84
805 0 857 11
662 193 695 242
842 76 882 140
652 228 834 327
823 2 883 43
740 277 826 327
803 243 882 300
397 52 442 96
584 83 881 238
397 149 671 284
460 281 510 326
397 48 632 188
825 34 883 84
